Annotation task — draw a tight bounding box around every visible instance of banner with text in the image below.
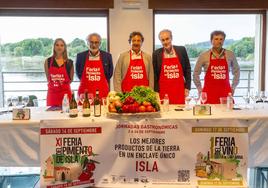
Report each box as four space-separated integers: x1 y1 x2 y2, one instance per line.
40 120 117 188
40 119 248 188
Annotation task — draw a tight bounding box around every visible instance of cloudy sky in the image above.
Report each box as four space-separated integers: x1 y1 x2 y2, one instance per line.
0 14 256 45
155 14 256 45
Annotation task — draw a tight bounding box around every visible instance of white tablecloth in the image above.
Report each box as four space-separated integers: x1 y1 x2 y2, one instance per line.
0 105 268 167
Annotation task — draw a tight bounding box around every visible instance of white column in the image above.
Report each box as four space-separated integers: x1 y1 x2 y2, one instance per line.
265 10 268 93
109 0 153 90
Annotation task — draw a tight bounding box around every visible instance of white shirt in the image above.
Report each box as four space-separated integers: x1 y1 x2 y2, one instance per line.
88 50 100 61
131 50 142 60
163 47 176 58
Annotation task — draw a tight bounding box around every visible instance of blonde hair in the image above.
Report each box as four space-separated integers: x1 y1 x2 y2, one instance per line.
53 38 68 60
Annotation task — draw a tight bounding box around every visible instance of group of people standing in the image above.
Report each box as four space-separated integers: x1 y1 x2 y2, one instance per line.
45 29 239 107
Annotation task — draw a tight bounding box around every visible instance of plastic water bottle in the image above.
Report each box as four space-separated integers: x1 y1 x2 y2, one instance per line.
227 93 233 111
62 94 70 113
163 94 169 112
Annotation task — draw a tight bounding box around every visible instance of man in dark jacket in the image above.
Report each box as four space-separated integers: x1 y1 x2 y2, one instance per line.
76 33 113 98
153 29 191 104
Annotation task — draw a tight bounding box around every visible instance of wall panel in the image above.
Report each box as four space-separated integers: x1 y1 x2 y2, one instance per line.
149 0 268 10
0 0 114 9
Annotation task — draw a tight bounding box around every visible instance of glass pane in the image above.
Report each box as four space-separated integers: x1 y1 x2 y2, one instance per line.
155 14 258 104
0 16 108 106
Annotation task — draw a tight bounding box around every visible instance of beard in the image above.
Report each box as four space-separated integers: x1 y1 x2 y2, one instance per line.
89 47 99 54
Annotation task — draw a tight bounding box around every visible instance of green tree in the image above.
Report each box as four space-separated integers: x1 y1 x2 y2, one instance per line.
185 45 204 58
185 45 199 58
69 38 86 48
38 38 53 47
100 38 107 51
227 37 254 59
68 38 87 57
43 46 53 57
37 38 53 56
68 46 87 58
21 39 44 56
2 43 18 56
14 46 23 56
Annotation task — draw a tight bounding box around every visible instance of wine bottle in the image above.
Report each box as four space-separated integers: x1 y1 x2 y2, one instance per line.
62 93 69 114
206 151 213 175
69 92 78 118
94 90 101 117
83 90 91 117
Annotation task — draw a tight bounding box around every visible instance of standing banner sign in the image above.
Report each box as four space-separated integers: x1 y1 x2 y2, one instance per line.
40 119 248 188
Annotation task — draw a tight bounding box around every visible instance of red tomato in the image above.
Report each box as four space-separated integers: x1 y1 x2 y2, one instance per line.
133 102 140 112
142 101 151 107
133 101 139 107
138 105 146 113
124 96 135 104
128 104 136 113
146 105 154 112
122 105 129 113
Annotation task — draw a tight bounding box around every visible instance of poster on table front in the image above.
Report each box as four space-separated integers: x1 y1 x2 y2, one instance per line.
40 119 117 188
40 119 248 188
110 119 248 187
190 119 248 187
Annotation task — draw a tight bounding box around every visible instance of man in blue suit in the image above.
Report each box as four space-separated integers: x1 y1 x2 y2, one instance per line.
153 29 191 104
76 33 113 98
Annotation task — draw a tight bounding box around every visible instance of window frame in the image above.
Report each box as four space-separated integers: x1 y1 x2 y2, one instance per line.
0 10 110 107
153 10 267 91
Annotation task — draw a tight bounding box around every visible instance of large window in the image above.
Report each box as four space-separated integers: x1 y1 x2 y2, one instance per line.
154 13 259 103
0 15 108 107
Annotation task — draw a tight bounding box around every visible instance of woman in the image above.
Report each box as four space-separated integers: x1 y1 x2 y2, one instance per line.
44 38 74 106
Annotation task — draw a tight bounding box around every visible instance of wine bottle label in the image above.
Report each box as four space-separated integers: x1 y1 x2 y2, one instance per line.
82 108 91 115
94 105 101 116
69 109 78 115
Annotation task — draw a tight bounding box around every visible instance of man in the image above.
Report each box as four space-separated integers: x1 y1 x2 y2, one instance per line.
193 30 240 104
113 31 154 92
153 29 191 104
76 33 113 98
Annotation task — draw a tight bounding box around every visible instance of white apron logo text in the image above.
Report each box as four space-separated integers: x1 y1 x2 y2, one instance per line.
164 65 180 79
130 66 144 79
210 65 227 79
86 67 101 81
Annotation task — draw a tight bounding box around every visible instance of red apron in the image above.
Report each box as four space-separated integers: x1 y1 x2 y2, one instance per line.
121 51 149 92
159 51 185 104
47 58 71 106
78 53 109 99
202 52 232 104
